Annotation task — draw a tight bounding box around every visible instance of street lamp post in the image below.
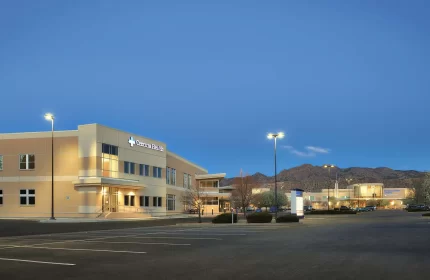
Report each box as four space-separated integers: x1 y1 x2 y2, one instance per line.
44 113 55 220
323 164 335 211
346 178 353 207
267 132 284 219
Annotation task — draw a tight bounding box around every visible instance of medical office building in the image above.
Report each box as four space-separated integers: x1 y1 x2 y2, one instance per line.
0 124 229 218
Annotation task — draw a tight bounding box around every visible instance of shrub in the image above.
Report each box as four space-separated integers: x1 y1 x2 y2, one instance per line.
422 213 430 217
276 215 299 223
246 212 273 223
212 213 238 224
306 210 357 215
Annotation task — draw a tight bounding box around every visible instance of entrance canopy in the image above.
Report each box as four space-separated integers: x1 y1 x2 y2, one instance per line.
72 177 144 189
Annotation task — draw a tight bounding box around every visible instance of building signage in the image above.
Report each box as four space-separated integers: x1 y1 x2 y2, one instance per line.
128 136 164 152
291 189 304 219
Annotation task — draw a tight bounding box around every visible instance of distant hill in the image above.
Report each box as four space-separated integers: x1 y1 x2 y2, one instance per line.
220 164 425 192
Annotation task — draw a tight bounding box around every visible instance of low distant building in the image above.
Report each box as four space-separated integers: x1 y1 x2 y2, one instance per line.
250 183 412 209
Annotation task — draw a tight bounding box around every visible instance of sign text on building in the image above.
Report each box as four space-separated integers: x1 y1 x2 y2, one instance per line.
128 136 164 152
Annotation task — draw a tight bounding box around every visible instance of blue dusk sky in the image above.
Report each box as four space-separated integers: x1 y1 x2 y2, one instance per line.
1 1 429 177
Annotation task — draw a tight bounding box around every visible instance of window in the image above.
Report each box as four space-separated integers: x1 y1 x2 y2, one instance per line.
19 154 35 170
172 169 176 185
183 173 188 188
153 167 162 178
166 168 170 184
202 197 218 205
167 194 176 211
124 162 135 174
139 164 150 176
183 173 193 188
0 190 3 205
166 167 176 185
153 196 162 207
20 189 35 205
102 143 119 178
0 155 3 171
200 180 219 188
102 143 118 155
124 195 135 206
140 196 150 207
188 174 193 188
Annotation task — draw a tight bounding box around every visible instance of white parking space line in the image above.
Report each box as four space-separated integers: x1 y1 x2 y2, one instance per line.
6 245 147 254
143 232 246 236
0 257 76 266
130 236 223 240
81 241 191 246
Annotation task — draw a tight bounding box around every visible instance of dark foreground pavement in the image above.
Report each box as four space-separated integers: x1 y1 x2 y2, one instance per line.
0 217 211 237
0 211 429 280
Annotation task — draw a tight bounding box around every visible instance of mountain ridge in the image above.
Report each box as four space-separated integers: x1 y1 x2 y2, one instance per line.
220 164 425 191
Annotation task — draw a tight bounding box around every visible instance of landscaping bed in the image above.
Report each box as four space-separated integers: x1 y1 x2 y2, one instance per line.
246 212 273 223
212 213 238 223
276 215 299 223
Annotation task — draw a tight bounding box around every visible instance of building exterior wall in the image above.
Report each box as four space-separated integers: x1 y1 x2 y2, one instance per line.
0 124 223 218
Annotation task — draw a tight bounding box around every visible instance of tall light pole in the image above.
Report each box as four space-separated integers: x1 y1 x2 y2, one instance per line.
267 132 284 219
346 178 353 207
45 113 55 220
323 164 335 211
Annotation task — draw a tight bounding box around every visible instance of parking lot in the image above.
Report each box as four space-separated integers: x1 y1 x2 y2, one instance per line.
0 211 429 280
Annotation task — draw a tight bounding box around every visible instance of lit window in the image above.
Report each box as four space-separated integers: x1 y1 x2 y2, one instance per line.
20 189 35 205
102 144 119 178
19 154 35 170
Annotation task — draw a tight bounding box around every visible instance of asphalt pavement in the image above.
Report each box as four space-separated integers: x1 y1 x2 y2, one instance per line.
0 210 429 280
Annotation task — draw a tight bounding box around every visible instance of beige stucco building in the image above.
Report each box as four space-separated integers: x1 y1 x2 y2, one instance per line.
0 124 228 218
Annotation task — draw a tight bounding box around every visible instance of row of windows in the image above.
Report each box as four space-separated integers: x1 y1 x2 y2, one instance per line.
123 195 164 208
124 162 162 178
0 154 36 171
0 189 35 205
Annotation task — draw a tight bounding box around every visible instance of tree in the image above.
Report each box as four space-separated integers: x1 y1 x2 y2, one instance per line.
253 190 288 210
182 180 207 223
411 178 426 204
422 173 430 204
231 172 256 217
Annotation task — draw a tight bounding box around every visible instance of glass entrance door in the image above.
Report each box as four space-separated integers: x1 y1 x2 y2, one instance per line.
109 187 118 212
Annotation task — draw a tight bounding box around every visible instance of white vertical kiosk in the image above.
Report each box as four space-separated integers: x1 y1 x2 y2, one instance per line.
291 188 304 219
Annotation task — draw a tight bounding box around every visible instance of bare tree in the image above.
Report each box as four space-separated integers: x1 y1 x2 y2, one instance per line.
231 171 255 217
182 180 207 223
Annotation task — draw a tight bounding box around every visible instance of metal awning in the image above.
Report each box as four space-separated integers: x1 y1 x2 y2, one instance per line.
72 177 144 189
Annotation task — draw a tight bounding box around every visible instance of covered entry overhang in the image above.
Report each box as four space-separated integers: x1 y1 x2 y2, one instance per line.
72 177 144 189
72 177 144 213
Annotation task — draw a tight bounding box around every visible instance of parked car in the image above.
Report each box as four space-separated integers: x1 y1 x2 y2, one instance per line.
188 208 199 214
355 207 370 212
365 205 376 211
304 206 313 212
255 208 262 213
340 206 351 211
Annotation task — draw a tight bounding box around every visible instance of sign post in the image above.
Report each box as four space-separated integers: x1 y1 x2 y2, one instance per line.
291 188 304 219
